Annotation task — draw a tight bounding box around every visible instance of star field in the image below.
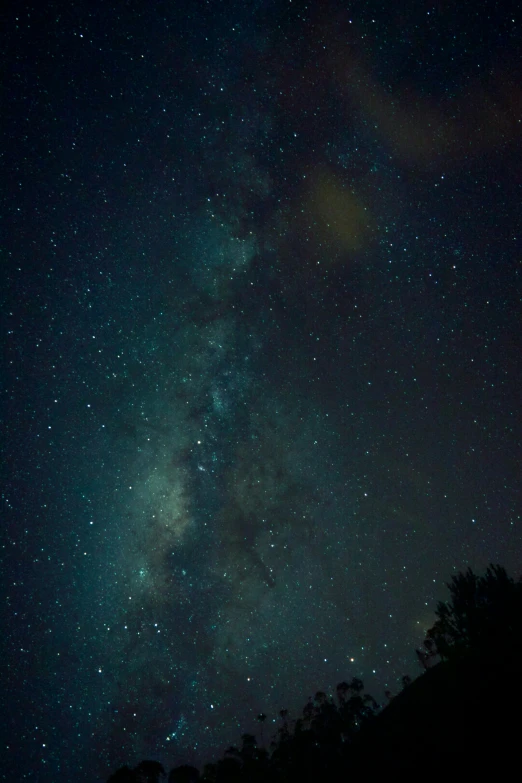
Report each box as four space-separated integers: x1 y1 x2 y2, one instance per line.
2 2 521 781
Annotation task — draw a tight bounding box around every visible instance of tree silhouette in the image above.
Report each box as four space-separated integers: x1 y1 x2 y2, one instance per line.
423 564 522 662
106 564 522 782
168 765 199 783
256 713 267 747
108 760 166 783
134 760 166 783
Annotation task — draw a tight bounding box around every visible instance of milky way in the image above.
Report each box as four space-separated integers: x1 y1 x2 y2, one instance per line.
3 2 521 781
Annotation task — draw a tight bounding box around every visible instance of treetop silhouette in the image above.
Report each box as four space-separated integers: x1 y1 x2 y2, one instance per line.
107 564 522 782
421 564 522 663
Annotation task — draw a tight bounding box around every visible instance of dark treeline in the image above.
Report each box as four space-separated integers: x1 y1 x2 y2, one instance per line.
108 564 522 782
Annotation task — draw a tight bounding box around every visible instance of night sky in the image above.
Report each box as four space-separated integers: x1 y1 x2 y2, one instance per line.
3 1 521 780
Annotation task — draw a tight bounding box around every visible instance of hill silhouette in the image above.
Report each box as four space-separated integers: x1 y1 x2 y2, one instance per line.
350 646 521 776
107 564 522 781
